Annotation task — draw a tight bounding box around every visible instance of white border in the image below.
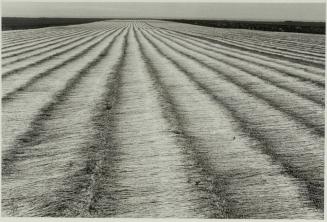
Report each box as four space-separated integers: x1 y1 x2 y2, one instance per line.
1 0 326 3
0 1 326 222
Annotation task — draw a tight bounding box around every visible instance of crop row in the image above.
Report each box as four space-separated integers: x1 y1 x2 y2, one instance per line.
2 21 324 218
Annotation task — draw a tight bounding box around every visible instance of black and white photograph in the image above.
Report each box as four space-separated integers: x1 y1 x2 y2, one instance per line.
1 0 325 219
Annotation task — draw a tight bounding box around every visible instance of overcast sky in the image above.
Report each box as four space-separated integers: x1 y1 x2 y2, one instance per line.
2 1 325 21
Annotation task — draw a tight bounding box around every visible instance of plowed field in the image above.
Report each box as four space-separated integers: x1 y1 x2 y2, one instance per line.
2 20 325 218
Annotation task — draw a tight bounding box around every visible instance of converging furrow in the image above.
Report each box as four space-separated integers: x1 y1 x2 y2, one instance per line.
1 20 325 219
2 25 128 217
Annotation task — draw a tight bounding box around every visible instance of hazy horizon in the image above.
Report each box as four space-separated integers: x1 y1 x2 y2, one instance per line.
2 2 326 22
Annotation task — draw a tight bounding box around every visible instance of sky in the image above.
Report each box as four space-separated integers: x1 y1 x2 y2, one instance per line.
1 1 326 21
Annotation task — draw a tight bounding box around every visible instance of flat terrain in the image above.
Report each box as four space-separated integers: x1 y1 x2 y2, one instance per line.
1 20 325 218
2 17 108 30
166 19 325 34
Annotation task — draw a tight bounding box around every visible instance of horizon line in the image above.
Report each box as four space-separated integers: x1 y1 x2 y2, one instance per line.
2 16 325 23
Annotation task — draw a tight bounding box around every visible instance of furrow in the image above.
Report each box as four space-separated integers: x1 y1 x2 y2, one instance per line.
154 28 326 88
2 28 95 58
134 26 228 218
89 25 207 218
158 23 325 53
1 29 121 99
1 22 111 50
2 27 84 46
228 36 325 56
139 26 324 211
2 28 92 53
135 25 323 219
1 26 128 218
150 23 325 65
152 29 325 105
2 27 125 158
2 28 113 78
2 30 75 49
81 26 130 217
196 30 325 67
143 29 324 136
2 30 100 67
212 33 325 60
153 26 325 69
2 29 99 65
145 24 325 76
2 20 324 218
242 40 324 57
